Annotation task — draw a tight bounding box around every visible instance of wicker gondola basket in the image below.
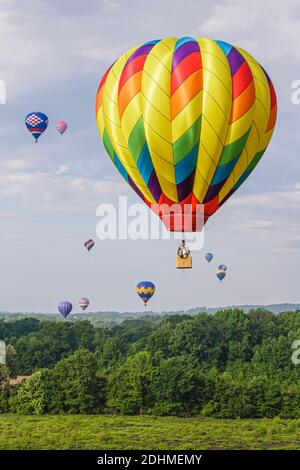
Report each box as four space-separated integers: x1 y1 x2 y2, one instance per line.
176 255 192 269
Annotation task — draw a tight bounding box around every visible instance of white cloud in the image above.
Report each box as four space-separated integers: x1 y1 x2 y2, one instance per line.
77 44 123 62
0 159 33 171
231 186 300 210
0 232 21 241
222 183 300 254
0 169 127 214
55 165 69 175
0 0 121 100
199 0 300 61
233 219 274 231
92 179 126 195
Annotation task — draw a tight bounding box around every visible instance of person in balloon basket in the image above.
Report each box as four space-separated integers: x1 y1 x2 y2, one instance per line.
177 240 190 259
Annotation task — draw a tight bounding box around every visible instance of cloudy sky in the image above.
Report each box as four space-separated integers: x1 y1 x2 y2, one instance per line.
0 0 300 313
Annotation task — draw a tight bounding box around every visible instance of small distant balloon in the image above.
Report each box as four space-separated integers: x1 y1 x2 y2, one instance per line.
58 301 73 318
216 270 226 282
136 281 155 306
205 253 213 263
25 112 49 142
218 264 227 271
79 297 89 311
56 121 68 135
84 239 95 251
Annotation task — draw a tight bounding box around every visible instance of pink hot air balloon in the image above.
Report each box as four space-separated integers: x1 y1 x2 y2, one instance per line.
56 120 68 136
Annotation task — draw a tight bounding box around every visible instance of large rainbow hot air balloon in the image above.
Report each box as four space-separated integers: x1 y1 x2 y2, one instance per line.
96 37 277 232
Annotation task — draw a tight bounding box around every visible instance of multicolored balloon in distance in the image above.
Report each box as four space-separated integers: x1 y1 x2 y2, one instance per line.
96 37 277 232
216 270 226 282
56 120 68 135
58 301 73 318
79 297 89 311
25 112 49 142
84 239 95 251
205 253 213 263
219 264 227 271
136 281 156 306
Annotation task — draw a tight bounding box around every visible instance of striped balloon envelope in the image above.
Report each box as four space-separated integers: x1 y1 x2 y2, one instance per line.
56 120 68 135
79 297 89 311
205 252 214 263
136 281 156 306
216 269 226 282
58 301 73 318
218 264 227 271
84 239 95 251
96 37 277 232
25 112 49 142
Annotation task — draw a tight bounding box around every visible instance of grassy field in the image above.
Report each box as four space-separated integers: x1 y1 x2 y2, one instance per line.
0 415 299 450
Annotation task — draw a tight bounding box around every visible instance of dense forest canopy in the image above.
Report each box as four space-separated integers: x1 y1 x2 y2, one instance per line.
0 309 299 418
1 302 300 326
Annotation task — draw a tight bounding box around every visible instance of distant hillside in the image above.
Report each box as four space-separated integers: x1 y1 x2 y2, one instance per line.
0 303 299 326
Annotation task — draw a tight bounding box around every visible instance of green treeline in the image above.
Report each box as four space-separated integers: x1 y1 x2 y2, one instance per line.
0 309 300 418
